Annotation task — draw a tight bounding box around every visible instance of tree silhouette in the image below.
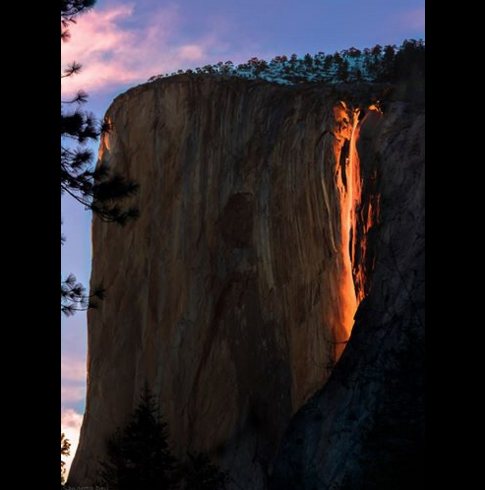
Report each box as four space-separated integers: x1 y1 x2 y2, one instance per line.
61 0 138 224
61 0 139 315
100 387 178 490
379 45 397 82
61 272 106 317
393 39 426 80
61 433 71 485
100 387 230 490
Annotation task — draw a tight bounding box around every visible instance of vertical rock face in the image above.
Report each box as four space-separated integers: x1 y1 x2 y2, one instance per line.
70 77 370 488
270 100 425 490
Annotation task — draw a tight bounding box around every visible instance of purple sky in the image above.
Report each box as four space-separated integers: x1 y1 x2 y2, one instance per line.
61 0 425 467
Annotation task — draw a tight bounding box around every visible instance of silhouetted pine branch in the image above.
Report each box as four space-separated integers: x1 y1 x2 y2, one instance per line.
61 0 139 316
61 274 105 316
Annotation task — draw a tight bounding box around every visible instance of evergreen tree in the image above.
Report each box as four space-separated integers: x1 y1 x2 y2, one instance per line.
337 59 350 82
61 0 138 225
304 53 314 68
371 44 383 57
61 0 139 316
181 453 229 490
379 45 397 82
61 271 105 317
393 39 426 80
324 54 334 72
61 433 71 485
100 387 178 490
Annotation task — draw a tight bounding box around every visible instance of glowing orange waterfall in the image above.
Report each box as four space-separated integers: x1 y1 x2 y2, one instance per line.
349 111 365 305
333 104 381 358
335 102 363 359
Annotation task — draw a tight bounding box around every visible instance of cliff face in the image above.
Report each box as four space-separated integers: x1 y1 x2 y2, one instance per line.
69 76 425 489
70 76 368 488
271 100 425 490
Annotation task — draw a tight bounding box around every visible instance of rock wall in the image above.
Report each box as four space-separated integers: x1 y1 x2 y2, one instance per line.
69 76 374 489
270 98 425 490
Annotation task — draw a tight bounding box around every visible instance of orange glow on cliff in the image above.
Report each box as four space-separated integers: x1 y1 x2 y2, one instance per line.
98 118 113 160
352 108 382 305
353 191 381 304
332 105 361 358
349 116 365 306
333 104 381 358
368 102 383 115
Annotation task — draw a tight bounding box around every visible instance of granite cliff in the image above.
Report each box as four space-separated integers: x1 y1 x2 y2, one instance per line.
69 76 425 489
271 97 425 490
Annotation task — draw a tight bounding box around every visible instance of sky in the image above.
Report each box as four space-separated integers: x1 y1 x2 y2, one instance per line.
61 0 425 471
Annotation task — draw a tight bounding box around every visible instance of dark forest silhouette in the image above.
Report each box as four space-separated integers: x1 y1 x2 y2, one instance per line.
151 40 425 86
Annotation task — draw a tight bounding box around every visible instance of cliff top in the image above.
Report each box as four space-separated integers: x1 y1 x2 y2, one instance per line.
148 40 425 87
110 40 424 115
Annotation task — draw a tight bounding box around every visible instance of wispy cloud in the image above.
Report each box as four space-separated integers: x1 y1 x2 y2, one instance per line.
61 3 228 94
61 356 86 474
61 356 86 405
61 408 84 475
61 357 86 382
61 384 86 404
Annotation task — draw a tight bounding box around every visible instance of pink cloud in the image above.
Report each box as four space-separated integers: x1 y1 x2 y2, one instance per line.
61 385 86 404
61 357 86 382
62 408 84 430
177 44 206 62
61 358 86 473
61 356 86 404
61 4 224 95
61 408 84 475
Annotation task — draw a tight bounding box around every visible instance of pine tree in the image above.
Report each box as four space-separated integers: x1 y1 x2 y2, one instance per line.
61 0 138 225
61 0 139 316
181 453 229 490
100 387 178 490
304 53 314 68
61 433 71 485
61 271 105 317
379 45 397 82
393 39 426 80
337 59 350 82
324 54 334 72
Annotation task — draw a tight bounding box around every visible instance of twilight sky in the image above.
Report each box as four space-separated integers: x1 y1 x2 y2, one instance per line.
61 0 425 468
